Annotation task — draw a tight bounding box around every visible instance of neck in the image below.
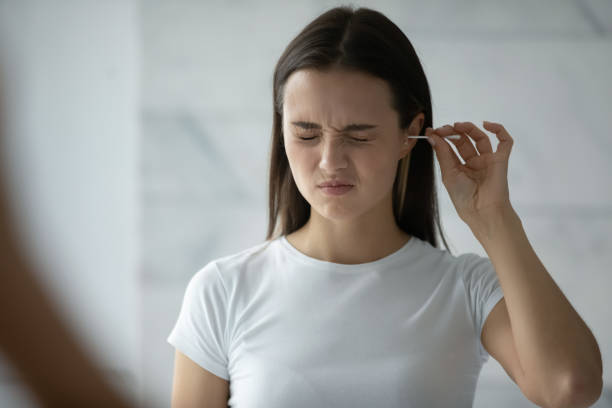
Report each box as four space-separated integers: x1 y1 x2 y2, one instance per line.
286 212 411 265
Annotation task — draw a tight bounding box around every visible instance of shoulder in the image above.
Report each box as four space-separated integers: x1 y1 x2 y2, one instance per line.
455 252 495 281
185 239 277 296
410 238 497 289
192 238 278 287
411 236 473 271
213 239 275 271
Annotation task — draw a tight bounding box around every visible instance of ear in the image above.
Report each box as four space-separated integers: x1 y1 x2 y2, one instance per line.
398 112 426 159
399 131 418 159
409 112 425 135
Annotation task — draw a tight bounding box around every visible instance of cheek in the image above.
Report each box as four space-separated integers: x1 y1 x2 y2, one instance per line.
285 143 308 169
358 151 390 176
284 144 314 190
358 152 399 192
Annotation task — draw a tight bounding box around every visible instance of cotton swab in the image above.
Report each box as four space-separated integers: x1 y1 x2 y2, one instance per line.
407 135 461 140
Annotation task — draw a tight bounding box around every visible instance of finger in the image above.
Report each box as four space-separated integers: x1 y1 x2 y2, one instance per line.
453 121 493 155
482 121 513 158
435 124 478 163
426 127 462 178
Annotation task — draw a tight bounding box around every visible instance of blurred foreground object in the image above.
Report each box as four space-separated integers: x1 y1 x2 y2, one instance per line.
0 84 137 407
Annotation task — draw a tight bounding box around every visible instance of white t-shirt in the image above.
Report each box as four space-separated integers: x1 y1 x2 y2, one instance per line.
167 234 504 407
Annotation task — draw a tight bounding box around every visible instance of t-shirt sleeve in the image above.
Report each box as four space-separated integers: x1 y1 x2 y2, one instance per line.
460 253 505 362
167 261 230 380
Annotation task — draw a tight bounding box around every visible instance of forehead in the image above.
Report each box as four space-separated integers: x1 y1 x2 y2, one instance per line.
282 68 394 121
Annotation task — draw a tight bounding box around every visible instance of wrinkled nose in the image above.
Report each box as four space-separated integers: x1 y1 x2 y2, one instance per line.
318 138 348 172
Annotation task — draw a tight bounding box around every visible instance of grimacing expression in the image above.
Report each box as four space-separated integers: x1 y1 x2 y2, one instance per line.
282 67 419 221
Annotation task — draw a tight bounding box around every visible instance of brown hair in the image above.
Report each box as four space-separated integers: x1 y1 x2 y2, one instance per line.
266 5 451 253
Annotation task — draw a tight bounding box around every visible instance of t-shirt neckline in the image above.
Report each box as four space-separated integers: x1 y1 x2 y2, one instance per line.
279 234 417 271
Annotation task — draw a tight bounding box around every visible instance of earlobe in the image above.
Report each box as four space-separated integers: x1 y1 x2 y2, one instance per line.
402 136 418 149
399 138 416 160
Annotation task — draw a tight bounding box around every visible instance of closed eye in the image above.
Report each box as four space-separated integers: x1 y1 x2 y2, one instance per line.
299 136 369 142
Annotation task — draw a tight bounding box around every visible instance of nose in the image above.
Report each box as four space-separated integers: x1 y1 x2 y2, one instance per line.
318 137 348 172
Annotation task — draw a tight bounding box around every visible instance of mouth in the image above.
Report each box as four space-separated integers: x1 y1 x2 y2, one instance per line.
317 181 354 188
318 185 354 195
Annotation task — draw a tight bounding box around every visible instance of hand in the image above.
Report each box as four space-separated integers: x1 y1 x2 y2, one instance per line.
425 121 514 225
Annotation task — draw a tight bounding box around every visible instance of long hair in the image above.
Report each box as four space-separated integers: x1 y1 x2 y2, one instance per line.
266 5 451 253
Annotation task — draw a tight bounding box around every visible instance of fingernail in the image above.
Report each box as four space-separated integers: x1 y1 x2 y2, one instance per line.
427 136 436 147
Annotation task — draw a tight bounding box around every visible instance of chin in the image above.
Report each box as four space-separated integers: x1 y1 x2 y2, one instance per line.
315 203 366 222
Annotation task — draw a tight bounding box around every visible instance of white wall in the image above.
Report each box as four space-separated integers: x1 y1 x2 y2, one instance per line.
0 0 140 406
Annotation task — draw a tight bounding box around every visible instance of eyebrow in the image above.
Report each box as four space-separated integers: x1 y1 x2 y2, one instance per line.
291 121 378 132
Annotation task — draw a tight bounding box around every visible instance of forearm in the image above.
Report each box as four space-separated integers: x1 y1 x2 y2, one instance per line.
467 206 602 399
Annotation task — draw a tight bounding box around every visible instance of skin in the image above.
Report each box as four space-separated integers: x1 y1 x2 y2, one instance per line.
283 66 425 264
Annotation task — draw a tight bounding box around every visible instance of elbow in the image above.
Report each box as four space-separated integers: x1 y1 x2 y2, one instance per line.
547 371 603 408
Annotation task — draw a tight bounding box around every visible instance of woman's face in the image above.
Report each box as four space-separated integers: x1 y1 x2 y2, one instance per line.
282 67 422 221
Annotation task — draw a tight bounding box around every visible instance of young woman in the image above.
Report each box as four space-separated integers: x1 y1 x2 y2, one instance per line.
168 6 602 408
